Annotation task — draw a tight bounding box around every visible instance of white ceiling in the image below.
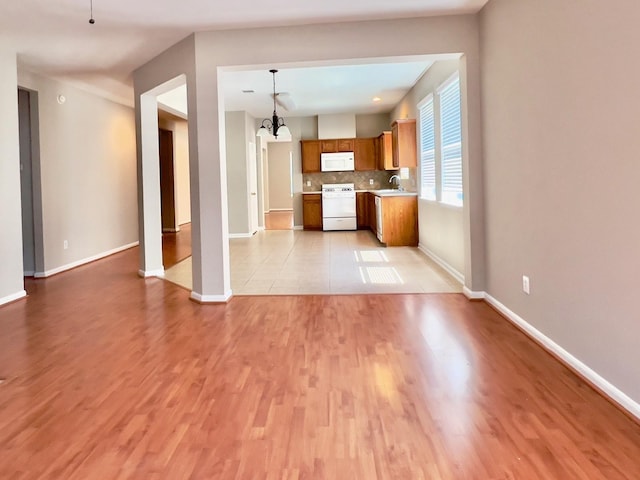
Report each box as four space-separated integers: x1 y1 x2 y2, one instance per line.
158 59 449 119
1 0 489 105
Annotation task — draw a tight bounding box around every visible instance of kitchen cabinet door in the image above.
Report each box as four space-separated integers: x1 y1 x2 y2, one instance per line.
356 192 368 229
321 138 355 153
320 139 337 153
376 131 393 170
337 138 354 152
377 195 418 246
354 138 376 171
301 140 321 173
367 193 377 234
302 194 323 230
391 119 417 168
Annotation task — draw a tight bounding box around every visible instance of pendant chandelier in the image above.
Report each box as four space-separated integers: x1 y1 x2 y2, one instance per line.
256 69 291 139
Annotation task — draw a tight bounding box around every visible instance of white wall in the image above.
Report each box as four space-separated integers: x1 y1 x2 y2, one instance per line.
17 71 139 276
267 142 293 210
317 113 356 139
391 59 465 275
0 50 26 305
480 0 640 406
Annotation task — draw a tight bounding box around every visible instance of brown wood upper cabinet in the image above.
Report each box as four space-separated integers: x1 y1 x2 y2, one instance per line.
354 138 376 171
376 131 393 170
301 140 321 173
320 138 354 153
391 119 417 168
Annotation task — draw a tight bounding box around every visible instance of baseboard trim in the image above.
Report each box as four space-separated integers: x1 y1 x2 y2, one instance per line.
484 293 640 422
162 227 180 233
293 225 303 231
23 271 35 277
229 233 254 239
0 290 27 307
268 208 294 212
462 286 485 300
417 243 464 284
138 268 165 278
35 242 139 278
190 290 233 304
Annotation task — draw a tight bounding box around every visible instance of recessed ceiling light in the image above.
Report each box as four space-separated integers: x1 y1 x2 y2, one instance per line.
372 97 381 103
242 89 255 93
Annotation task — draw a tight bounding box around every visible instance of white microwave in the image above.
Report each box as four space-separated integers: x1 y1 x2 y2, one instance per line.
320 152 355 172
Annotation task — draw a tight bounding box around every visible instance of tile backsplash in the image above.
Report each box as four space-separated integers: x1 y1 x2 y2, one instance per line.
303 169 416 191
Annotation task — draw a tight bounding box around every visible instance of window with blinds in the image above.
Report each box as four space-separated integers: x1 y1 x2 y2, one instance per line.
439 74 463 206
418 94 435 200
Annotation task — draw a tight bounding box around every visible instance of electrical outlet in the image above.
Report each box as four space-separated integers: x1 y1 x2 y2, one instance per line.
369 179 374 185
522 275 530 295
306 180 311 187
63 240 68 250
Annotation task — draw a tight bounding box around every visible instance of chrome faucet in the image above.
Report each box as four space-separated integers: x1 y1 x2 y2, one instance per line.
389 175 403 191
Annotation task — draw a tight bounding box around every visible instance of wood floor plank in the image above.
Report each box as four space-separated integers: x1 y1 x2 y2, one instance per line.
0 247 639 478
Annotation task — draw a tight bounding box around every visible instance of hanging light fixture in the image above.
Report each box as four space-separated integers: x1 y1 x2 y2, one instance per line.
256 69 291 139
88 0 95 24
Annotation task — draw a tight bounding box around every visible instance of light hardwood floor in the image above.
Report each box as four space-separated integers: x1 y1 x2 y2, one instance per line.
164 229 462 295
0 245 638 478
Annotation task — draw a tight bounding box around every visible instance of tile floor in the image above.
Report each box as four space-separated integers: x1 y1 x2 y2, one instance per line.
163 229 462 295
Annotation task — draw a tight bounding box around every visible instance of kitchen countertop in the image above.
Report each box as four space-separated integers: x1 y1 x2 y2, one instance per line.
302 190 417 196
363 189 418 197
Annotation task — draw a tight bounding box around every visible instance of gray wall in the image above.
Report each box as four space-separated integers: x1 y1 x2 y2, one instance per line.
225 111 250 234
267 142 293 210
355 113 392 138
392 59 465 276
0 50 25 304
480 0 640 403
18 71 139 275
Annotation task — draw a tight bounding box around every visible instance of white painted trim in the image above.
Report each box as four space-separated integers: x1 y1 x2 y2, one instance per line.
23 271 35 277
418 243 464 284
162 227 180 233
462 286 485 300
0 290 27 307
485 293 640 422
35 242 139 278
293 225 303 231
190 290 233 303
138 268 165 278
258 226 266 231
268 208 294 212
229 233 254 239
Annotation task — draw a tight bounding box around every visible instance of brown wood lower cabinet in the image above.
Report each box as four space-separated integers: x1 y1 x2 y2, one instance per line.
377 195 418 246
302 194 323 230
356 192 368 229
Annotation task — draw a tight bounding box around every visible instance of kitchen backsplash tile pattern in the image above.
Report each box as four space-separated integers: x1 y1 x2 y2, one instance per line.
303 169 417 191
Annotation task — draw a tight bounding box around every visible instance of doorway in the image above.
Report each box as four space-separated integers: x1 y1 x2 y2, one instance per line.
159 128 177 233
17 88 44 278
263 141 294 230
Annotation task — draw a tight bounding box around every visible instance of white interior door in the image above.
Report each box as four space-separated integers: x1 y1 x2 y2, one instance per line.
248 142 259 234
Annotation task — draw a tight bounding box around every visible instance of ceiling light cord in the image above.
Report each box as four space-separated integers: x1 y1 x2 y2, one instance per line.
89 0 95 24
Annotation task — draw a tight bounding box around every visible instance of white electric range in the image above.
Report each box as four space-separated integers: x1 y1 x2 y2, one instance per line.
321 183 357 231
